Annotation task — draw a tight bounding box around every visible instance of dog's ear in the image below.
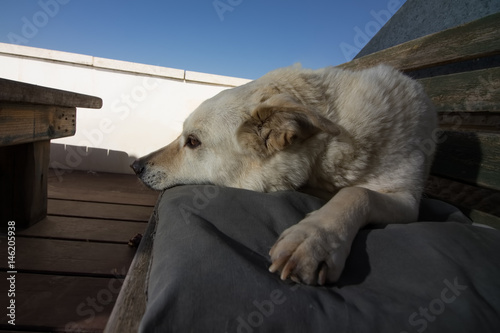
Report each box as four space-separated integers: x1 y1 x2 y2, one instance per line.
237 94 340 157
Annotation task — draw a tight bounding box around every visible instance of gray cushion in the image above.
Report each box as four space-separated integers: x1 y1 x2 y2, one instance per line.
139 185 500 332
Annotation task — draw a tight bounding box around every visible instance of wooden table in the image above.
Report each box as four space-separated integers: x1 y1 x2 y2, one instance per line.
0 78 102 229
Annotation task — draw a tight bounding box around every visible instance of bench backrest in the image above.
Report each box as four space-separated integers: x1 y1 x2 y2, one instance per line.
337 12 500 228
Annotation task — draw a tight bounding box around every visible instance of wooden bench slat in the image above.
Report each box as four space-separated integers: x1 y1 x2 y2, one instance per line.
421 67 500 113
0 78 102 109
431 131 500 191
438 112 500 132
0 104 76 146
337 12 500 72
425 175 500 228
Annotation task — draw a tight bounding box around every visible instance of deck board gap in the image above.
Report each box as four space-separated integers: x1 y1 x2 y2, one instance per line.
16 234 133 245
46 213 150 223
47 197 156 208
0 268 127 279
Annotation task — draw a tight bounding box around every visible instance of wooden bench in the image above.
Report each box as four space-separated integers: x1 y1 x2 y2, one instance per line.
0 79 102 229
104 12 500 332
337 12 500 229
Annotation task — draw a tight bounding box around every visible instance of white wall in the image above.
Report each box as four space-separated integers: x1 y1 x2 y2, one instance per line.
0 42 251 174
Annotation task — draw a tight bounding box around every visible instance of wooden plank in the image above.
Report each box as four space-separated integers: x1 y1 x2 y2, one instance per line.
425 175 500 228
0 141 49 230
48 199 154 222
425 175 500 216
104 200 159 333
438 112 500 132
0 104 76 146
0 237 136 276
0 273 123 332
421 67 500 112
0 78 102 109
337 12 500 72
431 131 500 191
468 210 500 230
18 216 147 243
48 169 159 206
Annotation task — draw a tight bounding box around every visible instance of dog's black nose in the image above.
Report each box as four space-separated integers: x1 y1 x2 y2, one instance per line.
130 159 145 175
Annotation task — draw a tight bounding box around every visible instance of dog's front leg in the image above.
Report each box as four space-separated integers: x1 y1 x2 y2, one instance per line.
269 187 418 285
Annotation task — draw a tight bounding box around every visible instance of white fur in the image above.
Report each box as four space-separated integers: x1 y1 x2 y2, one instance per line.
132 64 437 285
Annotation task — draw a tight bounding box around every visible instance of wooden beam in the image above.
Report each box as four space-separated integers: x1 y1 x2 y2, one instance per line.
0 104 76 146
337 12 500 72
0 140 49 229
425 175 500 228
437 112 500 132
0 78 102 109
104 204 158 333
421 67 500 112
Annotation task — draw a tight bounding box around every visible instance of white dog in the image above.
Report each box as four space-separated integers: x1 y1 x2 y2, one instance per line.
131 64 437 285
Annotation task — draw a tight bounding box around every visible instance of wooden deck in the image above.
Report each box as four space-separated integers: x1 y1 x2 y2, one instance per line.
0 169 159 332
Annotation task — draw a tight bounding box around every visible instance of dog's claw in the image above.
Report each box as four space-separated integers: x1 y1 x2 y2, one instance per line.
318 263 328 285
281 258 298 281
268 262 279 273
268 250 290 274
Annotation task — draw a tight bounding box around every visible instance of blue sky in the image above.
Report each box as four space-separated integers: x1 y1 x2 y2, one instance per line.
0 0 406 79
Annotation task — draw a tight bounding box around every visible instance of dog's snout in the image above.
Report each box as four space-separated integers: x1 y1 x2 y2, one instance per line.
131 159 146 175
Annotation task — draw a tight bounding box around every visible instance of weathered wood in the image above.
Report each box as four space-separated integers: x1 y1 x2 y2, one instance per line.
337 12 500 72
437 112 500 132
19 216 147 243
0 104 76 146
0 78 102 109
0 169 153 331
0 78 102 231
48 169 159 206
0 237 136 277
104 198 159 333
421 67 500 113
0 140 49 229
0 273 123 331
48 199 154 222
431 131 500 191
425 175 500 228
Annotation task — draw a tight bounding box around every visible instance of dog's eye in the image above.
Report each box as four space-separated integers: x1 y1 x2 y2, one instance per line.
185 135 201 149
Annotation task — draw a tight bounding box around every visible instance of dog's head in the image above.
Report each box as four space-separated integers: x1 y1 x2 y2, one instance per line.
131 68 340 192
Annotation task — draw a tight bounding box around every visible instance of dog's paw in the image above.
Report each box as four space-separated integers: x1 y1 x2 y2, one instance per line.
268 214 352 285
